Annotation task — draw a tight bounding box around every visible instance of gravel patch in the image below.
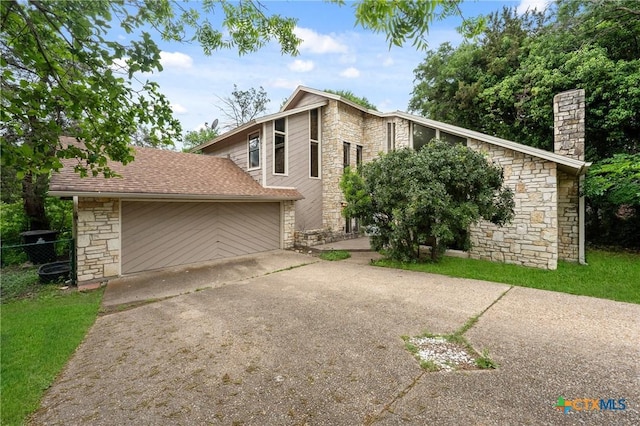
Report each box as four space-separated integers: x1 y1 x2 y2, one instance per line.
409 336 478 372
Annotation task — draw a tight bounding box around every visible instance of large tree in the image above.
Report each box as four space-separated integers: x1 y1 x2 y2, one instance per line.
408 1 640 160
0 0 298 229
341 142 514 261
217 85 269 130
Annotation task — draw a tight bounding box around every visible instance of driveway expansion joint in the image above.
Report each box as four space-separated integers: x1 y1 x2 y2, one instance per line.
363 371 426 425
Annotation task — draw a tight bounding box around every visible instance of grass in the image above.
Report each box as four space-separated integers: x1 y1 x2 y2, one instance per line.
374 249 640 304
1 267 103 426
319 250 351 261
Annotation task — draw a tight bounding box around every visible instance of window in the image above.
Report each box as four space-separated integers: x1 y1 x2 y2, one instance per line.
274 118 286 174
440 131 467 146
413 123 436 151
310 109 320 178
248 133 260 169
387 122 396 152
343 142 351 171
356 145 363 168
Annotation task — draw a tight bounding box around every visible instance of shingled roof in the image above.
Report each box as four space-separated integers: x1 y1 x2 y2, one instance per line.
49 138 302 201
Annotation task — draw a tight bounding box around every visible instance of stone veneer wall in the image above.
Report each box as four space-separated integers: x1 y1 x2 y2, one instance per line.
557 171 579 261
282 200 296 249
554 89 585 262
76 197 120 282
468 140 559 270
321 101 367 233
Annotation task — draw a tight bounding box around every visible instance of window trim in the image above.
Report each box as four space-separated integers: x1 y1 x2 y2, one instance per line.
387 122 396 152
309 108 321 179
273 117 288 176
247 132 261 170
343 141 351 171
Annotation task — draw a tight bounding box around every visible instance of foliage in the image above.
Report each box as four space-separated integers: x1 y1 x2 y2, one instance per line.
0 202 30 245
183 127 219 152
584 154 640 207
584 154 640 248
408 2 640 160
0 287 103 425
0 0 300 179
1 198 72 244
217 85 270 129
374 249 640 304
352 0 465 49
324 89 378 111
341 142 514 262
319 250 351 261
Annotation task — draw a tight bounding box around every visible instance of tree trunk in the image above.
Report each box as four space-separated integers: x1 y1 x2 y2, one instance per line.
22 172 50 230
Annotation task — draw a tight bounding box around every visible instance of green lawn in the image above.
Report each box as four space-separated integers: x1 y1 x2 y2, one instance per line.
1 268 103 426
374 249 640 304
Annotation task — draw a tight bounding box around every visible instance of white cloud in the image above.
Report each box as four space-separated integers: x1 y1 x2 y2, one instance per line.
288 59 315 72
516 0 551 14
380 55 394 67
171 103 188 114
160 51 193 70
294 27 348 54
340 67 360 78
269 78 304 90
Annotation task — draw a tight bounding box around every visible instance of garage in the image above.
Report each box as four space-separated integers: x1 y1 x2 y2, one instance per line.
121 201 281 274
49 143 302 283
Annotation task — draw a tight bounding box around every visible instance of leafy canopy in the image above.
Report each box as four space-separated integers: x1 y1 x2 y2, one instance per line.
323 89 378 111
341 142 514 261
0 0 299 178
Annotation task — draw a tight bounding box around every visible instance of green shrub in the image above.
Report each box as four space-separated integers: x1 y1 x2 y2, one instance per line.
0 202 29 245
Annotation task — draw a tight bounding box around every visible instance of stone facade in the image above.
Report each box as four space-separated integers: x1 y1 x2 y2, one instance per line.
76 197 120 282
282 200 296 249
321 101 367 233
468 140 559 270
557 171 579 261
554 89 585 160
554 89 585 263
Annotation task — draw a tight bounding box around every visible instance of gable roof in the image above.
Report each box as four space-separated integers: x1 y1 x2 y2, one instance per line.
49 137 303 201
194 86 590 175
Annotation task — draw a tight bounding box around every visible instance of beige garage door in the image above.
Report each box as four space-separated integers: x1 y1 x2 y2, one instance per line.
121 201 280 274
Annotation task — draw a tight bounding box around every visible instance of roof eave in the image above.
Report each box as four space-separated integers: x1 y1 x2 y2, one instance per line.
48 190 303 201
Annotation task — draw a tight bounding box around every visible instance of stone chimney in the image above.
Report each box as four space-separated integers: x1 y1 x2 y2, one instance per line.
553 89 585 160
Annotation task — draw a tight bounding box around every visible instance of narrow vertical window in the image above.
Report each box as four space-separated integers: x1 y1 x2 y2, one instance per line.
356 145 363 168
248 133 260 169
274 118 286 174
343 142 351 171
387 122 396 152
310 109 320 178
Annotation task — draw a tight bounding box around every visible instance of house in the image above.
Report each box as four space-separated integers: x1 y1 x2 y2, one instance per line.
49 87 589 284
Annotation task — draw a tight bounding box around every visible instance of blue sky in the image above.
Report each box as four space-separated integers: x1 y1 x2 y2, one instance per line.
129 0 550 134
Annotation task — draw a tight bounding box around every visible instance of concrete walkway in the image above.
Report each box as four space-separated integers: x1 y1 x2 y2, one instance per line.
31 252 640 425
312 236 373 252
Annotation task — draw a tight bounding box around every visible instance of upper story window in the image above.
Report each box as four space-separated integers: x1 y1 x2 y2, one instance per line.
310 109 320 178
387 122 396 152
343 141 351 171
413 123 467 150
248 133 260 169
274 118 286 175
356 145 363 168
440 131 467 146
413 123 436 151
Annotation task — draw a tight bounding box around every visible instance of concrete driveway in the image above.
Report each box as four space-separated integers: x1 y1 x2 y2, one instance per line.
31 251 639 425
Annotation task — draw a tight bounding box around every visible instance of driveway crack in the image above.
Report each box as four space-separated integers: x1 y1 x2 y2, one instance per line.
363 371 425 425
455 285 513 335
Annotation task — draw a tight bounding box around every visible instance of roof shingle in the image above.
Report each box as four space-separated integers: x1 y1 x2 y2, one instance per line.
49 138 302 201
